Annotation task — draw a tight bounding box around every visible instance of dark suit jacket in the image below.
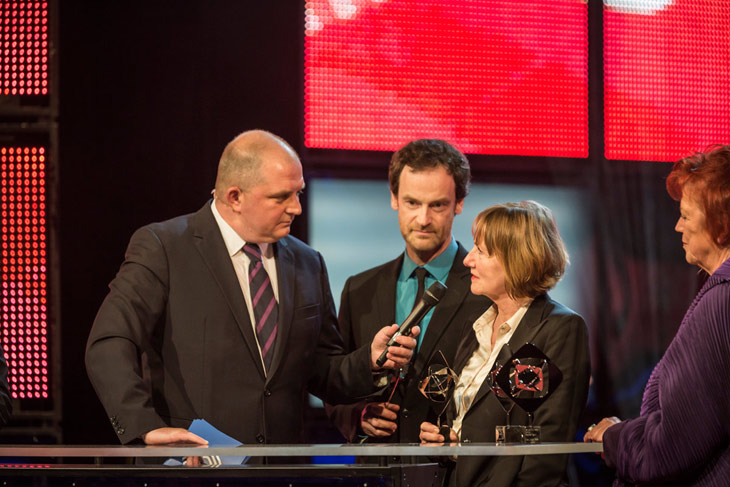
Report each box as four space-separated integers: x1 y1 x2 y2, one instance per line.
446 294 590 487
86 202 376 445
327 243 491 443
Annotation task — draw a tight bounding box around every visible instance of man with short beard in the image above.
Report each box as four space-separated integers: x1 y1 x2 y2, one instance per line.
327 139 490 445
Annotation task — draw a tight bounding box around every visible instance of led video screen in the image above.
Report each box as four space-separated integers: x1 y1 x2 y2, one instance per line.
1 146 50 400
604 0 730 162
0 1 50 96
304 0 588 158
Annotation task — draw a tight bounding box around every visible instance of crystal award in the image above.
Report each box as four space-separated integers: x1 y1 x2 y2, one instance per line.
418 355 457 442
492 343 563 444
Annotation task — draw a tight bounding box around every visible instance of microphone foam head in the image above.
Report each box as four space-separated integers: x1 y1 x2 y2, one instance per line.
423 281 447 305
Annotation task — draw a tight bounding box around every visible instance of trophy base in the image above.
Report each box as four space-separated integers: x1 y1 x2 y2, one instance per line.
495 425 541 444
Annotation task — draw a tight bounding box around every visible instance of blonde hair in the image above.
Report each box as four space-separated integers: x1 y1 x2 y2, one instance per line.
472 201 568 299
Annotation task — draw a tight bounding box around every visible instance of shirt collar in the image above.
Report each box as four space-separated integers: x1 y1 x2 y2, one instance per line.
472 299 533 345
210 200 272 258
400 237 458 282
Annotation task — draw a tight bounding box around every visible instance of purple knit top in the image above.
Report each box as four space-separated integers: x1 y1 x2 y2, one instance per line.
603 257 730 486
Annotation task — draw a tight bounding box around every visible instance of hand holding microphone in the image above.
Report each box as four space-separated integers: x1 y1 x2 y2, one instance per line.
372 281 448 369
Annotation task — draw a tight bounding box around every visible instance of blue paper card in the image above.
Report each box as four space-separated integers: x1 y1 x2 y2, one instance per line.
163 419 249 466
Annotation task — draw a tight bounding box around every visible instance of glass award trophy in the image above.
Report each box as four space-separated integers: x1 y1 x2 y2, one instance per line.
492 343 563 444
486 344 519 443
418 353 456 441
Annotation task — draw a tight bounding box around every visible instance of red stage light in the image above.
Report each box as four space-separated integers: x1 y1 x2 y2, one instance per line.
303 0 588 157
1 147 49 399
0 2 49 95
604 1 730 161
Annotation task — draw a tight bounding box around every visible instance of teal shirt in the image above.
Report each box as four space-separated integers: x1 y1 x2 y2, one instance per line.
396 238 458 351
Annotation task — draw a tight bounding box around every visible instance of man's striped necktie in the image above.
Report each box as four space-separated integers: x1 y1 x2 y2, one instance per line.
243 244 278 372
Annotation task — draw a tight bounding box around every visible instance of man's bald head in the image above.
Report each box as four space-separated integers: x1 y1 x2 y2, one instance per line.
214 130 300 198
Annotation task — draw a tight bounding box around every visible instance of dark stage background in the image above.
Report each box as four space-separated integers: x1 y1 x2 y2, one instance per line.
49 2 708 484
58 2 307 444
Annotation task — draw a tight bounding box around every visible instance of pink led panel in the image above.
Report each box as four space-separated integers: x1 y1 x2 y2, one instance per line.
0 1 49 96
1 147 50 399
304 0 588 157
604 1 730 162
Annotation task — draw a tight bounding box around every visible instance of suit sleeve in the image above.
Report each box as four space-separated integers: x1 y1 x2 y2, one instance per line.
324 276 369 442
307 254 379 406
603 285 730 484
85 226 170 443
514 313 591 487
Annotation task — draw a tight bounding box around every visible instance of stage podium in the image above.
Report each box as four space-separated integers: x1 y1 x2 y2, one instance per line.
0 443 602 486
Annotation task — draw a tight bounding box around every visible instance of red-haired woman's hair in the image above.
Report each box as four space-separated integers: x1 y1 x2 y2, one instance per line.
666 145 730 247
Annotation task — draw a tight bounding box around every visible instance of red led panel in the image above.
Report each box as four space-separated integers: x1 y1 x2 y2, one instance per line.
0 1 49 96
604 1 730 162
304 0 588 157
0 147 50 400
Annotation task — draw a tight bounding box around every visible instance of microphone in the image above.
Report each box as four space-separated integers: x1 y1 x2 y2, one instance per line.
375 281 448 367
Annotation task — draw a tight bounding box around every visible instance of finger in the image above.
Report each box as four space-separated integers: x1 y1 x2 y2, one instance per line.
364 414 397 431
583 423 597 442
419 431 444 443
388 348 415 363
365 404 397 421
362 420 395 437
384 356 408 369
387 346 415 360
420 422 439 434
173 431 208 445
393 334 418 350
368 417 398 431
384 324 400 339
368 426 396 437
185 456 201 467
365 403 383 415
376 407 399 421
381 402 400 413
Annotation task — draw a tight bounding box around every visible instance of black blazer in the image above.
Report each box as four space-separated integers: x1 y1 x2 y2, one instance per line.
86 202 375 445
447 294 590 487
327 242 491 443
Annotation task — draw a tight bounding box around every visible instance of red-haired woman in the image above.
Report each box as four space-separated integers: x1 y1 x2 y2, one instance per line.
585 145 730 486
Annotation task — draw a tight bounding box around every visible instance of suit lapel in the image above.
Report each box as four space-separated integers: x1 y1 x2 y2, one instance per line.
190 203 265 380
505 294 552 350
414 246 471 375
454 327 479 375
266 238 295 383
375 256 400 334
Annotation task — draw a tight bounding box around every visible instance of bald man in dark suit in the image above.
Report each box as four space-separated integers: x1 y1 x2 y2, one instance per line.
86 130 417 447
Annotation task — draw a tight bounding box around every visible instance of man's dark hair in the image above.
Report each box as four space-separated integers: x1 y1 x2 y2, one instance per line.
388 139 471 201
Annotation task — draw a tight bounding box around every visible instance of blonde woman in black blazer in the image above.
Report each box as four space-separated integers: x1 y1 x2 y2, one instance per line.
420 201 590 487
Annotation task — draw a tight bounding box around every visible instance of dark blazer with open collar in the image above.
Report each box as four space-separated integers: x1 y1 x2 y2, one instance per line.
446 293 590 487
86 202 375 445
326 242 491 443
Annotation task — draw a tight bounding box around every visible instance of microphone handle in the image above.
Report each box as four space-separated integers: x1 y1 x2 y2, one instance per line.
375 300 432 367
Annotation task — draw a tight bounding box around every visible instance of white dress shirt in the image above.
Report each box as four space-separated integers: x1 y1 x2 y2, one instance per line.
451 300 532 438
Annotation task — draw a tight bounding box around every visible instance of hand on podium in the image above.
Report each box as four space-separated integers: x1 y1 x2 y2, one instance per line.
142 427 208 445
420 421 457 445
